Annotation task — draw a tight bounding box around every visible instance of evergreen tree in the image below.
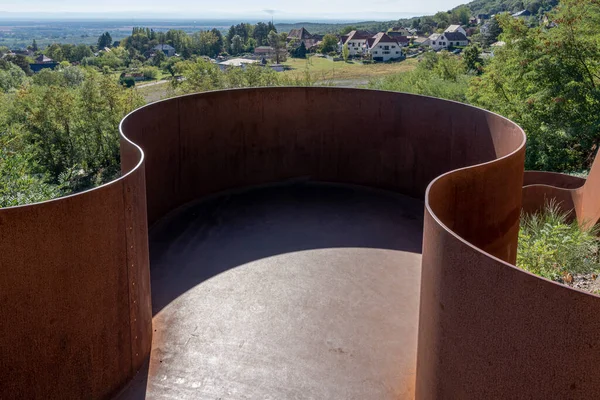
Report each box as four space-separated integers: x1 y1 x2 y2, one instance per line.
97 32 113 49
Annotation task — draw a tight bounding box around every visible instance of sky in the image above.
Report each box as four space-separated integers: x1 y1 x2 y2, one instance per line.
0 0 468 20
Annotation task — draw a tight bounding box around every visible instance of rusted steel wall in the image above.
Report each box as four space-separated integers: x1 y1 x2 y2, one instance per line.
523 153 600 228
0 139 151 399
122 88 600 398
120 88 519 225
418 129 600 396
4 87 600 399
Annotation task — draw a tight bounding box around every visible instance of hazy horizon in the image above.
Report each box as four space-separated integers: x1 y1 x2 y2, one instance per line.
0 0 468 21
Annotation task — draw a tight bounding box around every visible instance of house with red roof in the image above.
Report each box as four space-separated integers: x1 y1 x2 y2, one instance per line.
338 30 374 57
339 31 404 61
367 32 404 61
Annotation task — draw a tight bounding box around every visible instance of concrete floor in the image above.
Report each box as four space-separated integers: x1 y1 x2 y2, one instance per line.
118 183 424 399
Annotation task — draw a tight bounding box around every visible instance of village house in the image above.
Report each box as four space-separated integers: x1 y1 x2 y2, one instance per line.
426 30 469 51
153 44 176 57
287 28 321 50
339 30 374 56
339 30 404 61
367 32 404 61
254 46 275 58
29 54 59 73
444 25 468 36
387 31 410 47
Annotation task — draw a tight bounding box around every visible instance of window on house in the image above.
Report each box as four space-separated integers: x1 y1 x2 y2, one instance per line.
396 51 399 54
432 41 436 45
374 51 378 54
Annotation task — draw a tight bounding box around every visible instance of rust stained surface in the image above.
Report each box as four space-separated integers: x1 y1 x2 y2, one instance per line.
523 154 600 228
2 88 600 399
0 138 151 399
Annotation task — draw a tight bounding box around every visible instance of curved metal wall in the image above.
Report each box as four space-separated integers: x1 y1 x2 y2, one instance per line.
120 88 522 226
522 156 600 228
0 138 151 399
2 87 600 399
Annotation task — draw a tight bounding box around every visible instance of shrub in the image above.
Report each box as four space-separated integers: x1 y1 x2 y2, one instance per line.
120 76 135 87
141 66 159 80
517 200 600 281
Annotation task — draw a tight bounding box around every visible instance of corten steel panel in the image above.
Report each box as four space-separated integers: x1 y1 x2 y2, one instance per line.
0 138 151 398
523 170 586 189
5 87 600 399
418 119 600 396
522 153 600 228
120 88 600 399
121 88 519 226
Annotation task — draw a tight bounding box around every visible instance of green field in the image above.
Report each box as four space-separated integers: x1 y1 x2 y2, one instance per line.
282 56 418 84
135 56 419 103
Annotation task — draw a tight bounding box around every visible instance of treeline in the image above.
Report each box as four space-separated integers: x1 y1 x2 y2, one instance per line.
120 21 278 60
373 0 600 172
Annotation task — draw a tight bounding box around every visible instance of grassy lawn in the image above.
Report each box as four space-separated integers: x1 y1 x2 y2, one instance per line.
136 80 172 103
282 56 418 83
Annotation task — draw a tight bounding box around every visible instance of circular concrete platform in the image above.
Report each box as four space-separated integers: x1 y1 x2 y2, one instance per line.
118 183 423 399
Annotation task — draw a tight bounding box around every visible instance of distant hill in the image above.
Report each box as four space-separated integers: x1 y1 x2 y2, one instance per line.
462 0 559 16
276 0 560 36
275 21 399 35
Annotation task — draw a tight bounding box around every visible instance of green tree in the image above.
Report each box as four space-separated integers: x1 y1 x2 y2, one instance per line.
231 35 244 55
342 43 350 62
172 58 224 93
31 39 38 52
268 31 288 64
340 26 357 35
0 61 26 93
152 50 166 67
451 6 471 25
434 11 451 29
141 66 159 80
245 38 257 53
62 66 85 87
483 16 503 46
463 44 483 73
320 34 338 54
467 0 600 171
292 42 307 59
97 32 113 49
72 44 93 62
45 44 64 62
5 55 32 76
253 22 270 45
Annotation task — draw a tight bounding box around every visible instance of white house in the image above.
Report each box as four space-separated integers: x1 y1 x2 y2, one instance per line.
366 32 403 61
339 30 374 56
426 31 469 51
444 25 467 36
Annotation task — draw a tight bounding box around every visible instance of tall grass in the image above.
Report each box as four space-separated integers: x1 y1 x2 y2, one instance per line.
517 200 600 281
